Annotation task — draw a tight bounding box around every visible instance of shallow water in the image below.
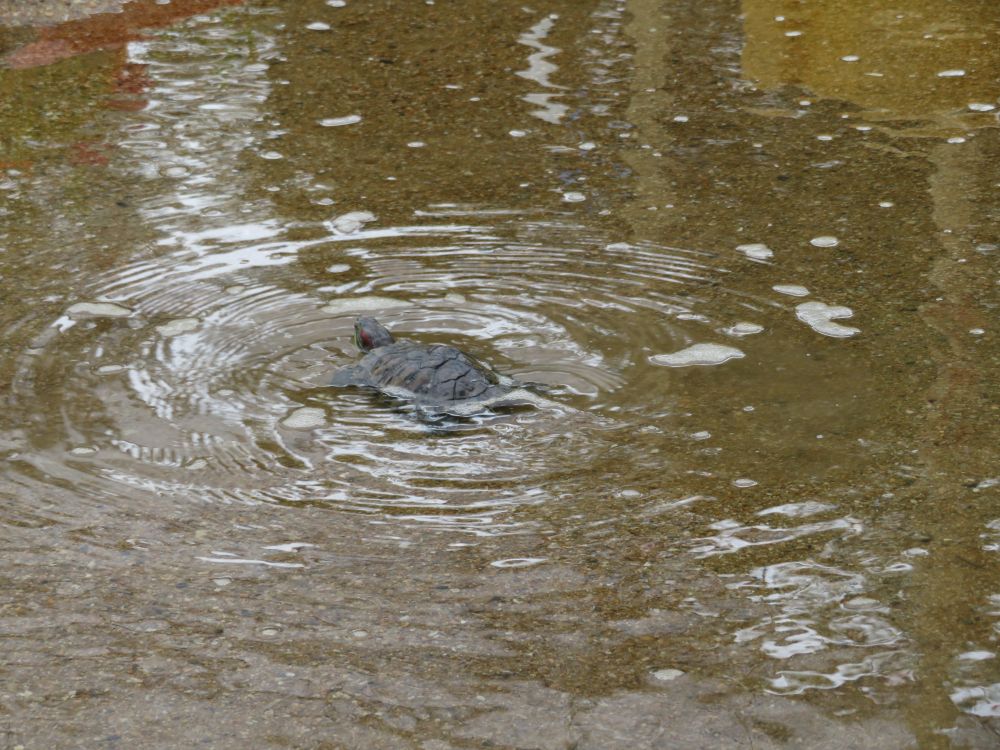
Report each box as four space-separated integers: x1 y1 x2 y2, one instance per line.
1 0 998 748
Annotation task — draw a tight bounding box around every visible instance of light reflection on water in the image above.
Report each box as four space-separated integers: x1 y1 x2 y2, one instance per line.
1 0 998 745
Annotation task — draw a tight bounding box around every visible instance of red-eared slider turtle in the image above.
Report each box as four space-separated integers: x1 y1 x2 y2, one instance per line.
330 317 533 415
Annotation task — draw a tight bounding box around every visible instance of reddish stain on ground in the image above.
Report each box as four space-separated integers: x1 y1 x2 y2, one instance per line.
4 0 245 70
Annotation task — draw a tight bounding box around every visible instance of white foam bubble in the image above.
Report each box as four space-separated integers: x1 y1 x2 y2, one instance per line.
809 235 839 248
66 302 132 319
724 322 765 337
795 301 860 338
736 243 773 261
326 263 351 273
490 558 547 568
649 343 745 368
155 318 200 336
758 501 835 517
937 69 966 77
840 54 860 62
306 21 331 30
319 114 362 128
280 407 326 430
563 191 586 203
652 668 685 682
968 103 996 112
958 651 996 661
263 542 317 552
773 284 810 297
321 296 412 315
328 210 376 233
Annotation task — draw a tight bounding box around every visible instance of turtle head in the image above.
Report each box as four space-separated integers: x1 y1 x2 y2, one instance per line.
353 317 394 352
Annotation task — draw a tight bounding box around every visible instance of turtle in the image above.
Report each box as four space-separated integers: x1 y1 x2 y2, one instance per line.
330 317 534 415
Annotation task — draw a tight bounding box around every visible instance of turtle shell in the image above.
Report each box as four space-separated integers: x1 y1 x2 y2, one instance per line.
331 341 507 404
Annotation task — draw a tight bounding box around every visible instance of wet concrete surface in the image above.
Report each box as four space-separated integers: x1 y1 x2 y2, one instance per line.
1 0 998 748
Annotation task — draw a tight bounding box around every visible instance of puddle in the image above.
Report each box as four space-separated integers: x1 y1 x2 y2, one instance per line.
0 0 997 748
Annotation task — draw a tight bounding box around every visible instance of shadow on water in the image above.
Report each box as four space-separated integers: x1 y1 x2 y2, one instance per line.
0 0 998 748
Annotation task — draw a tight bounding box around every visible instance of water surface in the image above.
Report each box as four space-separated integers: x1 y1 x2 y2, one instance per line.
1 0 998 747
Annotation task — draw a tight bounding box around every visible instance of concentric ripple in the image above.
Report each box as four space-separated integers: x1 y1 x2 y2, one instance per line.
10 212 731 534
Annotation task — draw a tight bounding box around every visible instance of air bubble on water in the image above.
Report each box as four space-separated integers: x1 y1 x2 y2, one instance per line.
968 103 996 112
795 301 860 338
879 201 894 208
758 501 835 517
328 210 376 233
327 0 346 6
306 21 331 30
326 264 351 273
563 192 586 203
321 296 412 315
652 669 685 682
733 478 758 488
509 129 527 138
491 558 547 568
96 365 126 374
772 284 810 297
66 302 132 319
937 69 966 78
904 547 929 557
840 55 860 62
810 235 839 248
261 627 281 636
649 343 745 368
263 542 316 552
212 578 232 587
69 447 98 456
225 285 245 295
817 135 834 141
280 407 326 430
959 651 996 661
969 328 985 336
855 124 873 131
673 115 689 122
579 141 596 151
259 151 283 160
407 141 426 148
735 243 773 261
785 30 803 37
947 136 966 144
155 318 200 336
318 114 362 127
950 684 1000 717
690 431 712 441
843 597 880 610
724 322 764 337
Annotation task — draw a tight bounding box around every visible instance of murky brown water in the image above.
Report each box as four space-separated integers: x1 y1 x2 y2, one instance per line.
1 0 998 747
